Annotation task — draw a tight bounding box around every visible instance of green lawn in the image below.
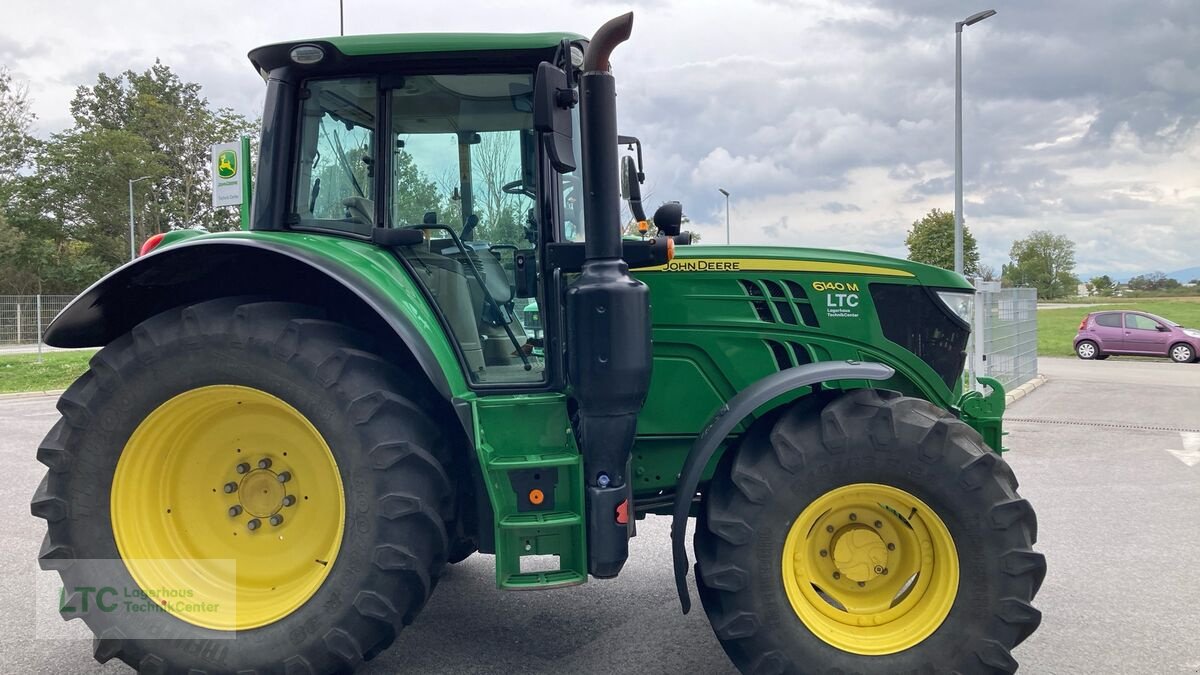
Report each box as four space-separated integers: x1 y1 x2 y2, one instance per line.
1038 297 1200 357
0 350 96 393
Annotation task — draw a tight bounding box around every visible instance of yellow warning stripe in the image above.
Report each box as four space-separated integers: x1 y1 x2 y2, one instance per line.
637 258 913 277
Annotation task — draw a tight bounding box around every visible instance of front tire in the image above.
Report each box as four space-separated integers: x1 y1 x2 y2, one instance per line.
32 299 455 673
695 390 1045 674
1169 343 1195 363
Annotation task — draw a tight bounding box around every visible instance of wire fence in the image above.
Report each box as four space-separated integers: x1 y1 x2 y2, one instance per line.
971 286 1039 393
0 295 76 355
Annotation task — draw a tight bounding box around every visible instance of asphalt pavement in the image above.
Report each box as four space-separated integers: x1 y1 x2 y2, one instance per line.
1 356 1197 674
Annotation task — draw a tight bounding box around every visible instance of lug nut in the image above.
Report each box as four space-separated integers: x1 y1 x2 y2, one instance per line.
257 458 272 469
858 581 865 587
223 482 238 494
832 571 841 580
228 505 242 517
282 495 296 507
819 549 828 557
277 471 291 483
826 525 835 533
247 518 261 531
270 514 284 526
874 520 882 528
887 543 896 551
235 463 250 474
849 513 857 521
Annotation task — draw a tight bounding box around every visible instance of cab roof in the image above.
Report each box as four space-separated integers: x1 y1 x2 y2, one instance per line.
249 32 585 73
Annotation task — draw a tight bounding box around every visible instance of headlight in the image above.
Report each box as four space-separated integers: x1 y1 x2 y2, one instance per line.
936 291 975 326
1183 328 1200 338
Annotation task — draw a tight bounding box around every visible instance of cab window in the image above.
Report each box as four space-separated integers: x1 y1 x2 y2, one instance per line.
291 77 377 236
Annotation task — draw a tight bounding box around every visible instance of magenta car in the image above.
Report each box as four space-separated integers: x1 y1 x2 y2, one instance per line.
1074 310 1200 363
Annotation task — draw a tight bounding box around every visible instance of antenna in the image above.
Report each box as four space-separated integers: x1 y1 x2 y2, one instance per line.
339 0 344 36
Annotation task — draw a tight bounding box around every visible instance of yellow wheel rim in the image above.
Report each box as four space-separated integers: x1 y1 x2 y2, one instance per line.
781 483 958 655
112 385 344 631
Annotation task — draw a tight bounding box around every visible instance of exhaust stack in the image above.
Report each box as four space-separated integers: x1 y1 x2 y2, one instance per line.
566 12 651 579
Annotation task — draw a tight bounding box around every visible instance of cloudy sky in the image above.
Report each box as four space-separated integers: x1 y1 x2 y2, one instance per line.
3 0 1198 278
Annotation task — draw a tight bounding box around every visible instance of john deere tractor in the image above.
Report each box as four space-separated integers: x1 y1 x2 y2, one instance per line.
32 13 1043 674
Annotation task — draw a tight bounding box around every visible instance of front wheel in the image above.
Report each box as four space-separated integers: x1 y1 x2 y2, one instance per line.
695 390 1045 674
32 299 455 673
1169 343 1195 363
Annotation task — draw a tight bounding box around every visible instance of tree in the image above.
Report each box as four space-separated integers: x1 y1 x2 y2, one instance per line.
1089 275 1116 296
904 208 980 276
1127 272 1180 292
1002 230 1078 299
977 264 997 282
0 66 38 205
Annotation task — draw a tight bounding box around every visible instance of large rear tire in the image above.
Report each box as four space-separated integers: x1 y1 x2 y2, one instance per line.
31 299 455 673
695 389 1045 674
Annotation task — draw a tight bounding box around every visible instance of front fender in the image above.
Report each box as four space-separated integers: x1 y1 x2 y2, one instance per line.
45 232 468 400
669 360 895 613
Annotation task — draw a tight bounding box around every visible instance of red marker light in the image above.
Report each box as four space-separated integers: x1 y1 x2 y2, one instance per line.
139 233 166 256
615 499 629 525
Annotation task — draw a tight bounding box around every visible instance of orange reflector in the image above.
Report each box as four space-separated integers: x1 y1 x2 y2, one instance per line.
139 233 167 256
666 237 675 261
529 489 545 506
615 499 629 525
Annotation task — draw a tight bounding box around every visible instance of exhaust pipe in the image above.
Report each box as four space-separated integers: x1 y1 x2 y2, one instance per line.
567 11 651 579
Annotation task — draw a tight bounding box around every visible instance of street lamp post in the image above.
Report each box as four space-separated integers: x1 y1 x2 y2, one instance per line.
718 188 730 244
128 175 152 261
955 8 995 276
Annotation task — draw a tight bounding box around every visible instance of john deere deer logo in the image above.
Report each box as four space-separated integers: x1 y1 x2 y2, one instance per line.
217 150 237 179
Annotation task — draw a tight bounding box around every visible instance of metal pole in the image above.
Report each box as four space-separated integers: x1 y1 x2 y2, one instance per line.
340 0 344 35
35 294 42 364
128 179 137 261
954 25 963 276
718 187 730 245
240 135 253 230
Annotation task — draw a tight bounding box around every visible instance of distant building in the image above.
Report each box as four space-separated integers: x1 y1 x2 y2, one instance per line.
1077 282 1090 297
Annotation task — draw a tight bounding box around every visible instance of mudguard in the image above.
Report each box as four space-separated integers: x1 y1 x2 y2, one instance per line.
670 360 895 612
44 233 468 400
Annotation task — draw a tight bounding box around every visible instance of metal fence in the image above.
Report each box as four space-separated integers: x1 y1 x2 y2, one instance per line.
970 285 1039 393
0 295 76 354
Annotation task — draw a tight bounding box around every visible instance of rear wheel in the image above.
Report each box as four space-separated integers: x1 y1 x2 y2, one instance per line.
1076 340 1099 359
1169 343 1195 363
695 390 1044 674
32 299 455 673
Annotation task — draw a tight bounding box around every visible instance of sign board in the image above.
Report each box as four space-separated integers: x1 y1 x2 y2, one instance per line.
212 142 243 207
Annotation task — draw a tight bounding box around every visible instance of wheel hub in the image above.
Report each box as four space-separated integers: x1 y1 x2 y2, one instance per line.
831 527 888 583
238 467 288 518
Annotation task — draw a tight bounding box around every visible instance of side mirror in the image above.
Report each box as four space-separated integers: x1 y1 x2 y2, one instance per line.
533 62 577 173
1157 324 1171 332
621 155 646 222
653 201 683 236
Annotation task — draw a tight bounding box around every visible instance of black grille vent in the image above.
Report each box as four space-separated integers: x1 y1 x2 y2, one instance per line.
766 339 818 374
739 279 818 327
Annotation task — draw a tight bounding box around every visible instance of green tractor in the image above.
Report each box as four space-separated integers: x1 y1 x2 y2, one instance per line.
32 13 1043 674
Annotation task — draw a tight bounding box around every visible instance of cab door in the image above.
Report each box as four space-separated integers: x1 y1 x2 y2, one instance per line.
1123 312 1170 354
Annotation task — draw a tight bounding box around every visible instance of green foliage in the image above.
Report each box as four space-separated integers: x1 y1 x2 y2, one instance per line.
1127 271 1181 292
904 208 979 276
1088 274 1115 296
1002 230 1078 299
0 61 256 293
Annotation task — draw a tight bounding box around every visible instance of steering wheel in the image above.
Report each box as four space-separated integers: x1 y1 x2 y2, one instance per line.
502 179 534 197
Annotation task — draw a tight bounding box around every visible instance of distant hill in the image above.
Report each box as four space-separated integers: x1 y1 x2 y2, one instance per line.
1166 266 1200 283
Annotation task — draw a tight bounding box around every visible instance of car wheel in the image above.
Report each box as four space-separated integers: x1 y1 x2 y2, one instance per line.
1076 340 1099 360
1169 343 1195 364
